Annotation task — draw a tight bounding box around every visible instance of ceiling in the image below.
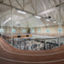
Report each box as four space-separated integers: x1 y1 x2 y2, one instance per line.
0 0 64 28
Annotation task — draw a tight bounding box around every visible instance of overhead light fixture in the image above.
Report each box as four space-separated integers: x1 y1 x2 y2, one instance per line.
17 10 27 14
53 21 56 23
39 8 56 15
3 17 11 25
35 16 41 19
46 19 50 21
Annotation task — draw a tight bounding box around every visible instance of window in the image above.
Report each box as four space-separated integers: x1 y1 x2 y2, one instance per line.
37 28 41 33
12 29 16 33
46 29 50 33
0 28 4 33
30 28 35 33
58 28 62 33
22 29 27 33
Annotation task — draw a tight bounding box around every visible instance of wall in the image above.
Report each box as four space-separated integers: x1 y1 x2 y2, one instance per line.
1 25 64 36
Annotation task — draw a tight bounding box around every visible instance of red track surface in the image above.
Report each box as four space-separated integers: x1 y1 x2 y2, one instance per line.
0 37 64 64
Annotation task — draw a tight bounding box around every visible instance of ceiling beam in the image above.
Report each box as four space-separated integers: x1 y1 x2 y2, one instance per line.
0 2 35 15
39 2 64 15
16 0 23 9
0 1 64 18
56 1 64 7
24 1 31 6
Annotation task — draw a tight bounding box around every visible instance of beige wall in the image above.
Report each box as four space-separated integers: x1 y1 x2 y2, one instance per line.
1 25 64 36
35 26 64 36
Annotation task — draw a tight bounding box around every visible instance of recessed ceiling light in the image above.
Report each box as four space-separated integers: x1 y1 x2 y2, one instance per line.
35 16 41 19
17 10 27 14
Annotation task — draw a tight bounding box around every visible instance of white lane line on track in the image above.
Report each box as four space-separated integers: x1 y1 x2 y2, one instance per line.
0 39 64 56
0 56 64 63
